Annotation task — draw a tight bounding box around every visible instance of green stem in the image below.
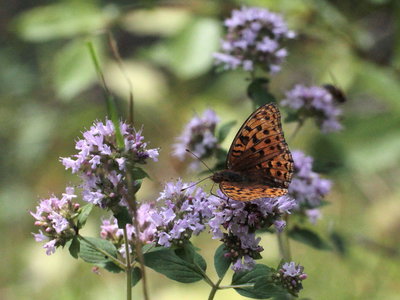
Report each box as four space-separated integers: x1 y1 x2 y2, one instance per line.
289 118 304 142
219 283 255 289
126 172 150 300
194 263 214 288
277 214 292 262
78 235 126 270
123 227 132 300
208 278 223 300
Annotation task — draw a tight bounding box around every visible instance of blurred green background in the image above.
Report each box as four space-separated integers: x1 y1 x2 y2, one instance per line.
1 0 400 299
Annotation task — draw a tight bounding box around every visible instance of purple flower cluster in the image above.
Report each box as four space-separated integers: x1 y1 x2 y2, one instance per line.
290 150 331 223
61 120 159 210
273 262 307 296
100 203 157 256
173 109 219 168
31 187 79 255
214 6 295 74
208 190 296 271
281 84 343 133
150 180 214 247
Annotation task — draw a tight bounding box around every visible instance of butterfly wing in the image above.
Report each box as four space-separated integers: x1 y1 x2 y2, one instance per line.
220 103 293 200
220 182 288 201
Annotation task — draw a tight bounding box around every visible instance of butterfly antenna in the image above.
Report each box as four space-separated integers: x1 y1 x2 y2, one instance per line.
181 175 212 192
185 149 214 173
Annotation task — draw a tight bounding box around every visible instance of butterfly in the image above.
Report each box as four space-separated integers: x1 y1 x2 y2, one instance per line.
211 103 293 201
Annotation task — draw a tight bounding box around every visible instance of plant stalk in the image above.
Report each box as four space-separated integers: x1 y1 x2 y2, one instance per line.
126 172 149 300
124 227 132 300
277 214 292 262
207 278 223 300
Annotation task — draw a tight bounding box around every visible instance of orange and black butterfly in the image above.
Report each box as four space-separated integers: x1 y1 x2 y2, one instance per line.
211 103 294 201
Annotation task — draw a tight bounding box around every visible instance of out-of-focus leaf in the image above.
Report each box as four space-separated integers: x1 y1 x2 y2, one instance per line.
217 120 237 143
152 17 221 79
247 78 277 107
121 8 190 36
104 60 168 103
330 231 347 256
289 226 332 250
339 114 400 174
53 39 102 100
14 3 116 42
355 61 400 112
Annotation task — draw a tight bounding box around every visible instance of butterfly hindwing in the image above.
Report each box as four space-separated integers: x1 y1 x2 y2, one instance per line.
220 182 288 201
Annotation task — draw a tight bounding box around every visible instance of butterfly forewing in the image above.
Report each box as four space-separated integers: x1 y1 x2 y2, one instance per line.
218 103 293 201
227 104 282 168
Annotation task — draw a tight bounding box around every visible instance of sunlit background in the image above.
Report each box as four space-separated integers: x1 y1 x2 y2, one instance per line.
1 0 400 299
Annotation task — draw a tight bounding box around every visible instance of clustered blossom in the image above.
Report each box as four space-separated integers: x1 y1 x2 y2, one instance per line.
100 203 157 256
150 180 214 247
281 84 343 133
290 150 331 223
272 262 307 296
61 120 159 210
31 187 79 255
208 190 296 271
173 109 220 167
214 6 295 74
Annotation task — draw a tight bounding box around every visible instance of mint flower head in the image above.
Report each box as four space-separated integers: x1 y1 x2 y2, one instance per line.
214 6 295 74
150 180 214 248
61 120 159 210
172 109 220 168
290 150 331 208
273 262 307 296
100 203 157 256
207 190 296 271
289 150 331 224
31 187 80 255
281 84 343 133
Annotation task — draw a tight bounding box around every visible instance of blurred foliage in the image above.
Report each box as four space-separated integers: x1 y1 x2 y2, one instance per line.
1 0 400 299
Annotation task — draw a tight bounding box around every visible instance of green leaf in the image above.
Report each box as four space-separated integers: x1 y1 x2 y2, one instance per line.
232 264 286 299
131 267 142 287
247 78 277 107
214 244 231 278
77 203 93 229
175 242 196 264
53 39 100 100
68 236 80 259
289 226 332 251
143 247 205 283
217 120 237 143
131 179 143 194
330 231 347 256
157 17 221 79
113 207 133 228
79 236 123 273
14 3 114 42
131 167 150 181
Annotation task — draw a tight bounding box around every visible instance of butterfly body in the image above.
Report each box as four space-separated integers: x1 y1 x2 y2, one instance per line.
212 103 293 201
